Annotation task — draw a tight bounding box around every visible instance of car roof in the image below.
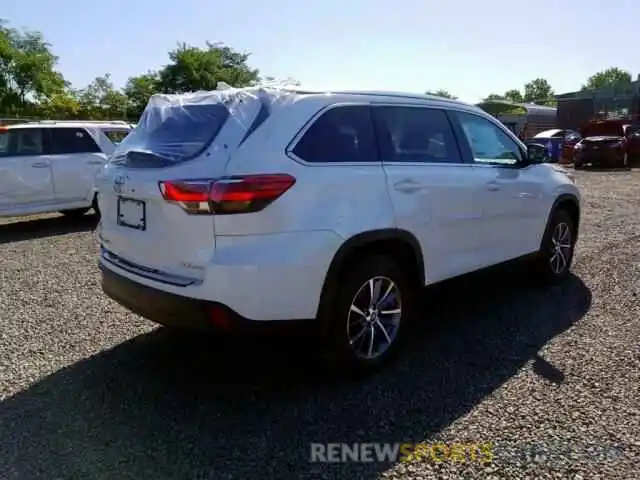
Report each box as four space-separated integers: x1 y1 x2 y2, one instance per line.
3 121 131 130
282 86 472 104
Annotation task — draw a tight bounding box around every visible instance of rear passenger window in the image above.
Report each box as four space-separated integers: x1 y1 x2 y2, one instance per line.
373 107 462 163
1 128 45 156
292 105 377 163
50 128 101 154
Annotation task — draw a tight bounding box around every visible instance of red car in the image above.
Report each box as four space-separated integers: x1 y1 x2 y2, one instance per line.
573 119 640 169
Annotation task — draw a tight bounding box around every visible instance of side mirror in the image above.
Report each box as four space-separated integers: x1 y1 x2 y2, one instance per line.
526 143 549 164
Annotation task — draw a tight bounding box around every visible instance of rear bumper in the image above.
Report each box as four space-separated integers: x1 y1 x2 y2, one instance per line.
100 263 313 332
98 229 340 321
102 263 227 331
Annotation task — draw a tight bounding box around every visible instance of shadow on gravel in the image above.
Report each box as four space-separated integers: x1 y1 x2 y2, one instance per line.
0 263 591 480
0 214 98 244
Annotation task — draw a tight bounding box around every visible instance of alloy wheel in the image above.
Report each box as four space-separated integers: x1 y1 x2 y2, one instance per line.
346 276 402 360
549 222 572 274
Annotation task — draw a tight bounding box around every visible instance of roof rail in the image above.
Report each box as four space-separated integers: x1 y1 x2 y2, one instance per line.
25 120 130 125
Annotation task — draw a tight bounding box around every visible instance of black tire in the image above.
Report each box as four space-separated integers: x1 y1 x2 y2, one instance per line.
573 162 583 170
317 254 417 374
60 207 90 219
533 209 576 284
92 194 101 217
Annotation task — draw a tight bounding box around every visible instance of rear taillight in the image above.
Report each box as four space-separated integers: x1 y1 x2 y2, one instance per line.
159 174 296 215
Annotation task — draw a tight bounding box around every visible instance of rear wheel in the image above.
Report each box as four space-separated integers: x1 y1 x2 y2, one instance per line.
533 209 576 284
60 207 90 219
318 254 417 374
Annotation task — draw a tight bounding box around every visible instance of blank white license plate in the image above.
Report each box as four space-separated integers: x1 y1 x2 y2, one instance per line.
117 197 146 231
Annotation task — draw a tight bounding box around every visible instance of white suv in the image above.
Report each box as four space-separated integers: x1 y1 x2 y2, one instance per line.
96 87 581 372
0 120 131 219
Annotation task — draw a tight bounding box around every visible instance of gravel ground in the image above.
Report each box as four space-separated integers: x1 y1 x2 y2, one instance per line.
0 169 639 479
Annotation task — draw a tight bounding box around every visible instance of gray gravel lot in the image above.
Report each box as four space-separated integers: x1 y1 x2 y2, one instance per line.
1 169 639 479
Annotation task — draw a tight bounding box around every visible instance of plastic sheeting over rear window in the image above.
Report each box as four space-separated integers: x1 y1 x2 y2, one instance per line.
111 84 301 167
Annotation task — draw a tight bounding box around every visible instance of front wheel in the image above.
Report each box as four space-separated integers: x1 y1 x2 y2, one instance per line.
533 209 576 284
318 254 417 374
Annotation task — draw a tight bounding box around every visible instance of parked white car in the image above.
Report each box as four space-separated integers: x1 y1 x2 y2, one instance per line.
0 120 132 218
96 87 581 372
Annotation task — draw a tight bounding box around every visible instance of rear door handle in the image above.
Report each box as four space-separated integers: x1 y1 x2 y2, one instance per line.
87 160 104 165
486 181 501 192
393 179 421 193
30 162 49 168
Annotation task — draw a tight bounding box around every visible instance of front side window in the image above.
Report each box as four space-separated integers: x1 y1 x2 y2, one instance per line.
50 128 101 154
453 111 524 165
292 105 378 163
373 106 462 163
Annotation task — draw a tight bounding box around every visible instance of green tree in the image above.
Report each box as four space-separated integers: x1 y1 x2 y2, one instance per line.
76 74 128 119
124 71 160 119
503 89 524 103
38 91 81 119
426 89 457 99
582 67 632 90
0 20 67 115
158 41 260 93
523 78 555 105
482 93 505 102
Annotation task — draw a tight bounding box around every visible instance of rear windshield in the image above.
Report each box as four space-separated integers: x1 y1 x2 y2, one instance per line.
115 103 230 164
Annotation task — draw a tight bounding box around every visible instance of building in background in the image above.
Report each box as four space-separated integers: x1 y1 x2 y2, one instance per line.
556 75 640 130
475 101 557 140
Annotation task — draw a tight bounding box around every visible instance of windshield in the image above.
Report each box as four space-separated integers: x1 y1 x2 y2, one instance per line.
115 103 231 164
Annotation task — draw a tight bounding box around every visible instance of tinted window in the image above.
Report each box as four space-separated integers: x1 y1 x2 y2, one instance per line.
0 128 45 157
292 105 377 163
102 128 130 145
50 128 101 154
374 106 462 163
453 111 524 165
0 130 8 154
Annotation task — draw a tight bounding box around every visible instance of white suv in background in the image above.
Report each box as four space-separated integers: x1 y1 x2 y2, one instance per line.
0 120 131 219
96 87 581 372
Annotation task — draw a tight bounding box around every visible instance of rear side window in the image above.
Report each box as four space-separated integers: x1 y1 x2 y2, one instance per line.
292 105 378 163
0 128 45 157
373 106 462 163
102 129 130 145
50 128 101 154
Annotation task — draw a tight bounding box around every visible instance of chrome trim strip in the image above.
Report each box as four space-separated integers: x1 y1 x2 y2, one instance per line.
100 247 199 287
